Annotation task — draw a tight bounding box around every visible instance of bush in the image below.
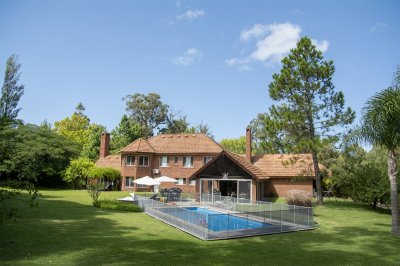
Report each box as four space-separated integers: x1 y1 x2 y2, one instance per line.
286 189 312 207
93 199 141 212
87 183 105 204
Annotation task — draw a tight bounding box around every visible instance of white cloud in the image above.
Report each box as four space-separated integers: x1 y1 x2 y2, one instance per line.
249 23 301 63
312 39 329 52
172 48 202 66
227 22 329 70
240 24 270 41
176 9 205 21
368 22 388 33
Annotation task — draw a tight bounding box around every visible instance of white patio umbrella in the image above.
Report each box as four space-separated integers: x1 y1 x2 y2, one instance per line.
154 176 178 183
133 176 160 186
154 175 177 193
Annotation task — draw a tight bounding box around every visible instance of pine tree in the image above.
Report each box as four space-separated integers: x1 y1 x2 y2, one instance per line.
268 37 355 205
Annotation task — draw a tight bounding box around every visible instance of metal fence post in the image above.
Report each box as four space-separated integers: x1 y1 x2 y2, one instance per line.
280 209 282 232
227 213 230 238
294 205 296 228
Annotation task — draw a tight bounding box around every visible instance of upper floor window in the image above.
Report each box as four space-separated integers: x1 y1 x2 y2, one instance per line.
183 156 193 168
159 156 169 167
203 156 213 165
126 155 135 166
139 156 149 167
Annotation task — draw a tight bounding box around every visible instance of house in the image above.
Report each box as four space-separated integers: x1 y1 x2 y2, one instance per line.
96 128 318 200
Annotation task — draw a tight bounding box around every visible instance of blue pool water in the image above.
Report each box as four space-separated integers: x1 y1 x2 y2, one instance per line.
184 207 271 232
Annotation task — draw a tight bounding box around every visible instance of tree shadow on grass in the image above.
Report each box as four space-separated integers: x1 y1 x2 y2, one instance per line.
1 195 398 265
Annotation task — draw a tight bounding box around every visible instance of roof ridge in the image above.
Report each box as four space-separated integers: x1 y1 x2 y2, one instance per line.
139 138 156 152
225 150 267 176
119 138 143 152
199 133 226 151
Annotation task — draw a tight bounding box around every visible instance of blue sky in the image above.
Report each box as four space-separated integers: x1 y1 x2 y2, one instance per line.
1 0 399 141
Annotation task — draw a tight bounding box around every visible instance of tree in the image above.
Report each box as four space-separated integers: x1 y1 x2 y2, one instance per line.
187 121 214 139
0 55 24 127
160 113 189 134
331 145 390 209
81 123 106 161
268 36 355 205
360 84 400 236
220 136 246 154
64 158 95 189
110 115 142 153
54 103 91 147
54 103 106 160
123 93 169 138
0 124 80 185
250 111 297 154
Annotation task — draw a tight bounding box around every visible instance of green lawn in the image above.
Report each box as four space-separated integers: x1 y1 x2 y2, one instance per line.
0 190 399 265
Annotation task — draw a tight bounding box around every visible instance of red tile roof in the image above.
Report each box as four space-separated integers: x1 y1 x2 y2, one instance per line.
251 154 317 177
225 151 269 180
120 138 155 153
121 133 223 154
95 155 121 170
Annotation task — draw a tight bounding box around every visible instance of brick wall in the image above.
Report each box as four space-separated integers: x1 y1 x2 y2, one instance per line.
120 153 217 193
265 178 313 197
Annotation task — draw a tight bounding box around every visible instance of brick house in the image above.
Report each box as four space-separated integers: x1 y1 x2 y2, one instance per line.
96 128 318 200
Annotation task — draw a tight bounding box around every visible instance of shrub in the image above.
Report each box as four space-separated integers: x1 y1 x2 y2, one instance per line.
94 199 141 212
286 189 312 207
87 183 105 204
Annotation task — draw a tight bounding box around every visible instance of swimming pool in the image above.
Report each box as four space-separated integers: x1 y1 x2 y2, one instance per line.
184 207 272 232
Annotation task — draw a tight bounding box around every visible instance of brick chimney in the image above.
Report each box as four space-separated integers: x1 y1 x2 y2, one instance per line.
99 132 110 158
246 127 252 162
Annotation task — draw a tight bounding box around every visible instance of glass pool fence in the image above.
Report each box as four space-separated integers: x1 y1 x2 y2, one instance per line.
135 194 314 240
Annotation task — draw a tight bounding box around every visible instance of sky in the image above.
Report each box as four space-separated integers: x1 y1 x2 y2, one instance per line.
1 0 399 141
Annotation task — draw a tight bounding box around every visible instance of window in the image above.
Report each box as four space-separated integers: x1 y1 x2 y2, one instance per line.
174 157 179 164
139 156 149 167
125 155 135 166
125 177 134 187
183 156 193 168
177 178 186 185
189 179 196 186
203 156 213 165
159 156 169 167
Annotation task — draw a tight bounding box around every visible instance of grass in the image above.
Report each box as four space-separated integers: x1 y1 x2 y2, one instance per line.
0 189 399 265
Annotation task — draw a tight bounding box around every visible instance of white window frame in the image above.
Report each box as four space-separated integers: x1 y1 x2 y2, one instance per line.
183 156 193 168
203 156 213 165
139 156 149 167
159 156 169 167
125 177 135 187
126 155 135 166
177 178 186 185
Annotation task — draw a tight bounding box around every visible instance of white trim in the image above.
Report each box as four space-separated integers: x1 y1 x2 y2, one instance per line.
198 177 253 202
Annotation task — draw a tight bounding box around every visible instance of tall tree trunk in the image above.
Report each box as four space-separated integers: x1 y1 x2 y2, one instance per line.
388 149 399 236
312 150 323 205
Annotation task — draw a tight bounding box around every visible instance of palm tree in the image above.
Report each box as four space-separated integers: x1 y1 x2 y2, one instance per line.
361 83 400 236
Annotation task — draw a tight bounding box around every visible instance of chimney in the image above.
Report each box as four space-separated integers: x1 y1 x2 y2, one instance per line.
100 132 110 158
246 127 252 162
